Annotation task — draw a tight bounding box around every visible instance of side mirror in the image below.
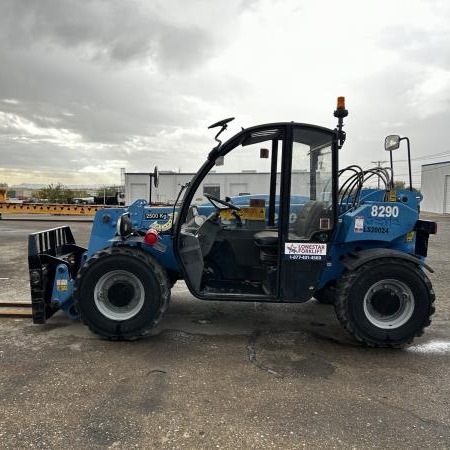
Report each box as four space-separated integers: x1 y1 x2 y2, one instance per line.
153 166 159 188
385 135 400 151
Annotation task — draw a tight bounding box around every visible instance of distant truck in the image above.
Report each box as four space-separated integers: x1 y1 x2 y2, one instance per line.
72 197 95 205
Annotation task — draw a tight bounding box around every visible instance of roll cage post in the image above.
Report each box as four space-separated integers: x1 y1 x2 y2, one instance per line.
268 139 279 227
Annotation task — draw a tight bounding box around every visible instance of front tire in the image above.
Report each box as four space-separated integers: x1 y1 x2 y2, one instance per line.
334 259 435 347
74 247 170 340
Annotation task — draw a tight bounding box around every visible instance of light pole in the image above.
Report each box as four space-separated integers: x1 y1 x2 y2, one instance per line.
371 160 388 189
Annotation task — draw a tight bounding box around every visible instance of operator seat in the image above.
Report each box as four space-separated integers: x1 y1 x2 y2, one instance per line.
253 200 328 252
291 200 327 239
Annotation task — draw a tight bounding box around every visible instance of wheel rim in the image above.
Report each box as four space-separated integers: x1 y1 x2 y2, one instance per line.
363 279 415 329
94 270 145 321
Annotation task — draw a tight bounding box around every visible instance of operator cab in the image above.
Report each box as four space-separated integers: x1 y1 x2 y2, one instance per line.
174 118 340 302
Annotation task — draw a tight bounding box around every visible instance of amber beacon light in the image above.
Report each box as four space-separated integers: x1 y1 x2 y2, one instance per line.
334 96 348 148
337 96 345 109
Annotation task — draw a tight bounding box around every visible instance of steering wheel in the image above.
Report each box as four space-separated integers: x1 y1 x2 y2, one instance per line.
204 194 241 211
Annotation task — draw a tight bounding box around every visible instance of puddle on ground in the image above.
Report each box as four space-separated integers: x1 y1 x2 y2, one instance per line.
407 340 450 354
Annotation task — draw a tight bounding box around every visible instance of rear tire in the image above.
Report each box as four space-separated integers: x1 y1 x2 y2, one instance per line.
74 247 170 340
334 258 435 347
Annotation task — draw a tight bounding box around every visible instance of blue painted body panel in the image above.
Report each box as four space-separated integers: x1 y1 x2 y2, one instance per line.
87 201 180 271
318 188 421 288
50 264 77 318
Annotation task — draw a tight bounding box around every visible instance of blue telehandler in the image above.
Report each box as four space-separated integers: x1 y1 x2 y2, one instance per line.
28 98 437 347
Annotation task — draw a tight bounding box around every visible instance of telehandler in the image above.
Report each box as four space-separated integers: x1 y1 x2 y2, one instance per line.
28 98 436 347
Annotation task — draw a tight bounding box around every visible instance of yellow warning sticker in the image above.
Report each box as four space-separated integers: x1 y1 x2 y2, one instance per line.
388 190 397 202
150 213 178 232
220 207 266 221
56 279 68 292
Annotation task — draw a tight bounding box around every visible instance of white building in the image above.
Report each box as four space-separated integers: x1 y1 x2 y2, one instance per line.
124 170 317 206
125 171 194 205
420 161 450 213
125 171 276 205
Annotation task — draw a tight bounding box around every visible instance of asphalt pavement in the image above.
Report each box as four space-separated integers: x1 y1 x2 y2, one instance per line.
0 215 449 449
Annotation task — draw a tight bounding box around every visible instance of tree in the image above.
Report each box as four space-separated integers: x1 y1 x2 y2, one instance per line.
102 186 120 196
393 180 419 192
0 183 7 203
393 180 406 190
33 183 74 204
73 190 90 198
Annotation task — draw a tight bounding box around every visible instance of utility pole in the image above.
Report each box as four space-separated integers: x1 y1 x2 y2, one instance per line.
371 160 388 189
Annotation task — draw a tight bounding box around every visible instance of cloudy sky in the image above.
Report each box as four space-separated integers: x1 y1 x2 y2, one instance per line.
1 0 450 187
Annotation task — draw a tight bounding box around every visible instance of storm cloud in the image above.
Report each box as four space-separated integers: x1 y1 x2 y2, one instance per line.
0 0 449 186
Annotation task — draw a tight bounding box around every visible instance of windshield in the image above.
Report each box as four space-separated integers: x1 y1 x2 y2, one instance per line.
291 132 333 202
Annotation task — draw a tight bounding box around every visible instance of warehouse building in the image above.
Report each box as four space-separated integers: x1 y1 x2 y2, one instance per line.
125 171 277 205
420 161 450 213
124 170 317 206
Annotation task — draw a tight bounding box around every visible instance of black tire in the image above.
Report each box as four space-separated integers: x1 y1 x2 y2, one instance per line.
334 258 435 348
314 284 336 305
166 270 179 289
73 247 170 340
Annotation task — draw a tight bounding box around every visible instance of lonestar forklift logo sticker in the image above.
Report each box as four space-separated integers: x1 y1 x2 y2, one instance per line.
284 243 327 261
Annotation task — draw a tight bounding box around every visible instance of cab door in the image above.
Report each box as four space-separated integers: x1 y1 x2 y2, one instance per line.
280 125 337 301
175 124 286 299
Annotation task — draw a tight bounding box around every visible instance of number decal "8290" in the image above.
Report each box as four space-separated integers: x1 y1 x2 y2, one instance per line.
371 205 399 218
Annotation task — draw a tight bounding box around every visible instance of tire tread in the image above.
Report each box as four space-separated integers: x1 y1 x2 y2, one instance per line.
334 258 435 348
73 246 170 340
